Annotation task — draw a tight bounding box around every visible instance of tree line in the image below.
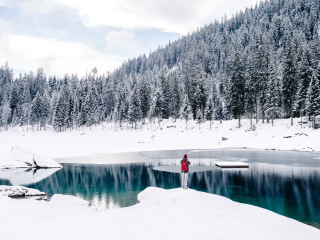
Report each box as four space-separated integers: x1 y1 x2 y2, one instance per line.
0 0 320 131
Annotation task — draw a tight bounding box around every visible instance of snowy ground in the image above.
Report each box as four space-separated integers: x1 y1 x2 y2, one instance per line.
0 187 319 240
1 118 320 239
0 118 319 168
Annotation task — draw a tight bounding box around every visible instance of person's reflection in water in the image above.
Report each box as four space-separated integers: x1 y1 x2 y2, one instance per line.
181 154 190 189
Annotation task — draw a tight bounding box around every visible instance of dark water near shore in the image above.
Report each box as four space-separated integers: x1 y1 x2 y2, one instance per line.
1 149 320 229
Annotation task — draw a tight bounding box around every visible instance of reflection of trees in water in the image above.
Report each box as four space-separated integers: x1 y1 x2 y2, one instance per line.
190 164 320 227
27 164 181 209
24 163 320 227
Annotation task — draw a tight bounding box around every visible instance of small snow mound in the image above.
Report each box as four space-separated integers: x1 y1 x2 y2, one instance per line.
137 187 167 205
50 194 90 207
0 185 45 197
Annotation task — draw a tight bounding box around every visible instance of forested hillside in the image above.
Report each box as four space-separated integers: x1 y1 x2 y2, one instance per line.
0 0 320 131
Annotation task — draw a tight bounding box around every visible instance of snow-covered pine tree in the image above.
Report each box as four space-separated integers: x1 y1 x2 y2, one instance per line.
54 96 65 132
114 87 128 128
20 103 30 131
139 75 151 124
255 36 270 123
194 81 208 119
215 98 223 124
169 72 181 122
160 73 170 119
150 88 163 125
282 36 297 126
86 88 99 128
294 47 314 121
128 87 142 129
204 97 214 130
9 86 19 123
65 95 74 130
229 52 245 128
72 95 80 130
196 107 203 130
40 91 50 130
305 66 320 129
180 94 192 129
30 93 42 131
1 101 11 131
49 91 59 126
265 57 280 126
244 71 256 126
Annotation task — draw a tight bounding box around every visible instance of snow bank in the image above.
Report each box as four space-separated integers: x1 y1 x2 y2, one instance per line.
50 194 91 208
0 146 62 169
0 185 45 197
0 118 319 166
1 118 319 166
0 187 319 240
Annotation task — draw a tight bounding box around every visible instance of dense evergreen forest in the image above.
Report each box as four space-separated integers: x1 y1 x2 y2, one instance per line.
1 0 320 131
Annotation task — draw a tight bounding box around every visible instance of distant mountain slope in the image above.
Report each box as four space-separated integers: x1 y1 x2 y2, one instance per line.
0 0 320 131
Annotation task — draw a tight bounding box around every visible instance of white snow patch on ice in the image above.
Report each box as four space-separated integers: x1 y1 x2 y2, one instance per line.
0 146 62 169
216 161 249 167
0 168 60 185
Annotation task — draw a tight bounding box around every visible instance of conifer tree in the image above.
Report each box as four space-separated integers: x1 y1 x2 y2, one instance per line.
169 72 181 121
294 47 314 121
180 94 192 129
229 52 245 128
282 36 297 126
40 92 50 130
150 88 163 125
266 58 280 126
9 86 19 122
54 96 65 131
196 108 203 130
205 98 214 130
20 103 30 131
215 98 223 124
30 93 42 131
128 87 142 129
139 76 151 124
305 68 320 128
1 101 11 131
244 72 256 125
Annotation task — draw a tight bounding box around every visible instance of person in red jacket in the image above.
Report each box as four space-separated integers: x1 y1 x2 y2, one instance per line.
181 154 190 189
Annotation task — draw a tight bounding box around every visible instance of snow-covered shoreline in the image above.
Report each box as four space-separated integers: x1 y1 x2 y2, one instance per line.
0 186 319 240
0 118 319 169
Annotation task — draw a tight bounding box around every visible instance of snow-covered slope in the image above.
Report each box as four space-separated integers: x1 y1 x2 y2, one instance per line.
0 187 319 240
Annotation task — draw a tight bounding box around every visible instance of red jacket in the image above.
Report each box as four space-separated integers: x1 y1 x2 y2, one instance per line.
181 158 190 173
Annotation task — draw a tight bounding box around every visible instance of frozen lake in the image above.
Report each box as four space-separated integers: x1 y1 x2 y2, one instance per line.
1 149 320 229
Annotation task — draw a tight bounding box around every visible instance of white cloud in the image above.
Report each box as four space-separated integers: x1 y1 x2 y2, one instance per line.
6 0 258 34
0 0 259 76
1 0 59 16
52 0 258 34
106 29 142 57
0 33 123 77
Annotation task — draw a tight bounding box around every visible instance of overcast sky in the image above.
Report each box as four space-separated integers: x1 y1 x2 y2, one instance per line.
0 0 258 77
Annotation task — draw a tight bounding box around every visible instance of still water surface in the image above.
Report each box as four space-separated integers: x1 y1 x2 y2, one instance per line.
1 149 320 229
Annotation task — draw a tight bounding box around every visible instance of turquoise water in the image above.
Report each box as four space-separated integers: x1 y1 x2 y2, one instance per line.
1 149 320 229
